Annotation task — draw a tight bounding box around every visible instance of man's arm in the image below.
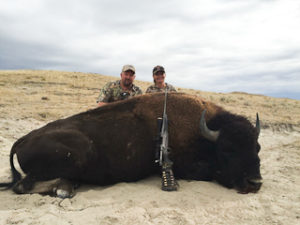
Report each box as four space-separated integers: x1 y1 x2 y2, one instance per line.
136 86 143 95
96 82 111 106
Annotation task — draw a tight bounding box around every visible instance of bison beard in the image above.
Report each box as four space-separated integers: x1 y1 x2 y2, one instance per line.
0 93 262 198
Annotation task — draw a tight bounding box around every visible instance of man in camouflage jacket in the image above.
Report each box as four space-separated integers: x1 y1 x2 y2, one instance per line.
97 65 143 107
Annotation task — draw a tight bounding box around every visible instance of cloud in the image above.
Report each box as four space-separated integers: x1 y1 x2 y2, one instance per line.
0 0 300 99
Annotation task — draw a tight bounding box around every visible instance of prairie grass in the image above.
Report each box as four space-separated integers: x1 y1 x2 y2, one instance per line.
1 70 299 129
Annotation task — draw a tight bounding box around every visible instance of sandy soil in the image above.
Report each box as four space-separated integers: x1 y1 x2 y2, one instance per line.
0 70 299 224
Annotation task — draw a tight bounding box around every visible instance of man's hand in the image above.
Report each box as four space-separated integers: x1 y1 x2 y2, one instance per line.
97 102 108 107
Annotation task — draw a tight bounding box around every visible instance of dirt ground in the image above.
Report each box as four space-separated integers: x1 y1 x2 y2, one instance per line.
0 70 299 225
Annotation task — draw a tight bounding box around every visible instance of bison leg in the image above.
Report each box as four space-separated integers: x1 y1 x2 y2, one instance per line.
52 179 77 198
13 176 76 198
174 161 214 181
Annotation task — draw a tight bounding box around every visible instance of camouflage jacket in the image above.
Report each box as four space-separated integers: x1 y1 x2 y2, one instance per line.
97 80 143 103
145 83 177 93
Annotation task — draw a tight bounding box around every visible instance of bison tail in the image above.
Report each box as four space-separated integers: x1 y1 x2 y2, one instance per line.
0 148 22 189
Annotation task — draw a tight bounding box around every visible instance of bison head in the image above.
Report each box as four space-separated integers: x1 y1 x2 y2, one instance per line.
200 110 262 194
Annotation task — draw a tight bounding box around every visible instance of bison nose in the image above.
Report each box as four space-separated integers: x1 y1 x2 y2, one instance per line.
238 177 263 194
248 177 262 185
247 177 263 193
247 172 262 185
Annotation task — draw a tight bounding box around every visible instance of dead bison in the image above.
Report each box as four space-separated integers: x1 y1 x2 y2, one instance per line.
0 93 262 197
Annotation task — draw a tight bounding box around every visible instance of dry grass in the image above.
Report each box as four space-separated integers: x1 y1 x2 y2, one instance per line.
1 70 299 130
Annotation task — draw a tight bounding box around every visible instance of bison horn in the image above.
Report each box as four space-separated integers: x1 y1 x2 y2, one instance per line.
200 110 220 142
256 113 260 136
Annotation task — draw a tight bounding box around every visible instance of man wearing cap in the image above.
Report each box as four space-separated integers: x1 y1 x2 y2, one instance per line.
97 65 143 107
145 65 177 93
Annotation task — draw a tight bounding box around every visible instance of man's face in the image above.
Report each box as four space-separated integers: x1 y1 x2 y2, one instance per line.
120 70 135 87
153 71 166 84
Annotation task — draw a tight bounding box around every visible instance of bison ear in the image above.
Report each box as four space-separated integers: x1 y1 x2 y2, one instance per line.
199 110 220 142
256 113 260 136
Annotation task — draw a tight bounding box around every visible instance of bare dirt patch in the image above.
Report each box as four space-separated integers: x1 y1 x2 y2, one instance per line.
0 70 299 224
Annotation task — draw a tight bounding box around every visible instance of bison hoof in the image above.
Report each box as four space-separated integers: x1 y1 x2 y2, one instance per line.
55 189 73 198
161 166 178 192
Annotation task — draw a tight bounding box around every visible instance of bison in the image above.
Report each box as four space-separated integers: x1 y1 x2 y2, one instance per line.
0 93 262 198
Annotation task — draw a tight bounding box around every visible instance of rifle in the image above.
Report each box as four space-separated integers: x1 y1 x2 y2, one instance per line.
155 89 172 166
154 90 178 191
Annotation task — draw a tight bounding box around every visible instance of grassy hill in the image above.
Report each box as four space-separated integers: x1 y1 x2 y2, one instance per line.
1 70 299 131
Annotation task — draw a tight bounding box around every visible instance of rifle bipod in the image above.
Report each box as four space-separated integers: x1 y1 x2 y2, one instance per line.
161 163 178 191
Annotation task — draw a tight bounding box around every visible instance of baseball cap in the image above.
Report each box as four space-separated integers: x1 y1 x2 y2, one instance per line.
153 65 165 74
122 65 135 74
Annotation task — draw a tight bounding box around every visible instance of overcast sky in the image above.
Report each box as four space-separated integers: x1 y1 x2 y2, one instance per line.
1 0 300 99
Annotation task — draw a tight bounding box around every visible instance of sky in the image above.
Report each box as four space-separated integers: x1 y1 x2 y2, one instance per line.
1 0 300 100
